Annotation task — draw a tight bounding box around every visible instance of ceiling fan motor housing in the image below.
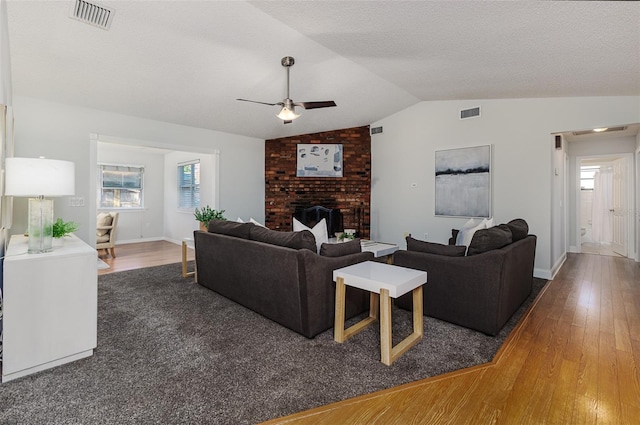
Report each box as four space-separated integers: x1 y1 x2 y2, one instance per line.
281 56 295 67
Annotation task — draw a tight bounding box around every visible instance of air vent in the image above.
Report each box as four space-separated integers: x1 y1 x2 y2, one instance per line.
69 0 115 30
371 126 383 135
460 107 481 120
572 126 627 136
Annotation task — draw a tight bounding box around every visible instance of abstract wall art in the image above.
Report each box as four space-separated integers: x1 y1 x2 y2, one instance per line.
435 145 491 217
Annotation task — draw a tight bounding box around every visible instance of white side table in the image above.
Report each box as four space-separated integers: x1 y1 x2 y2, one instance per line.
333 261 427 366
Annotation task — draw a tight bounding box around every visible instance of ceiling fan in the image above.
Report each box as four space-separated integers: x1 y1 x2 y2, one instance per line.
237 56 336 124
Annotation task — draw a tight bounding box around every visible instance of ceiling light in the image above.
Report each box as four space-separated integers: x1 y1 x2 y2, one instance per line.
592 128 608 132
276 106 300 121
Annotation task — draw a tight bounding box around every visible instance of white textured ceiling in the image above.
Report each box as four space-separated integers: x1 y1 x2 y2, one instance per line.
6 1 640 140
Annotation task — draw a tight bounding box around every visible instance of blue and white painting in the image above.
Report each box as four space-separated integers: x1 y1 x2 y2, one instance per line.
435 145 491 217
296 144 343 177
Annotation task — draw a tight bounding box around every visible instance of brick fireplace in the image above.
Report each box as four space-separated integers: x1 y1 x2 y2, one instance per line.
265 125 371 238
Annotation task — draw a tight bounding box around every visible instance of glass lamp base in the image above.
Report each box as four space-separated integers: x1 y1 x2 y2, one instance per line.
28 197 54 254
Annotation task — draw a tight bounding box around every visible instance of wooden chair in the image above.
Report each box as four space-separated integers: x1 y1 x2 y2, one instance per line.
96 212 119 258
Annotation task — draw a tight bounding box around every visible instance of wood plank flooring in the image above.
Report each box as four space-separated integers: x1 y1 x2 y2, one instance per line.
259 253 640 425
97 240 194 276
102 244 640 424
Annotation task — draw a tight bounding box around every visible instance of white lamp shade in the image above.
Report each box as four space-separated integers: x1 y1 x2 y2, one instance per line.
5 157 75 197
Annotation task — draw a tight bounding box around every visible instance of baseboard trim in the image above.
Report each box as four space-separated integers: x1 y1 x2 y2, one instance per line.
116 237 165 245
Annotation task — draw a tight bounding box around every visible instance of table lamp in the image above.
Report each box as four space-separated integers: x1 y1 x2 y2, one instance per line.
5 157 75 253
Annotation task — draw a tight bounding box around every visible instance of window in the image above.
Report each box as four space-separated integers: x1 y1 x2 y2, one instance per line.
98 164 144 208
178 160 200 209
580 165 599 191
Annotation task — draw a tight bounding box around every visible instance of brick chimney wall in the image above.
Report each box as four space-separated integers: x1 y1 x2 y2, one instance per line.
265 125 371 238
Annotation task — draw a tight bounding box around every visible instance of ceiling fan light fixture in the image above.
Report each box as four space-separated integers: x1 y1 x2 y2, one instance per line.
276 106 300 121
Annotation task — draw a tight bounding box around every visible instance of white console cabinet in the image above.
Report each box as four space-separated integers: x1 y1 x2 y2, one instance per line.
2 234 97 383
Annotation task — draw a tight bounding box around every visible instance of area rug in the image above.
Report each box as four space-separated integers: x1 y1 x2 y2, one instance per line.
0 262 546 425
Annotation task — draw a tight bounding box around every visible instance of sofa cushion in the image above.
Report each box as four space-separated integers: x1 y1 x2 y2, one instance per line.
467 224 513 256
320 238 362 257
250 226 317 252
207 220 253 239
293 217 328 253
506 218 529 241
406 236 466 257
96 212 113 236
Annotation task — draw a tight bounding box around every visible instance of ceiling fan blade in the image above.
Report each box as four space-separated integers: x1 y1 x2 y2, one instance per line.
236 98 282 107
295 101 337 110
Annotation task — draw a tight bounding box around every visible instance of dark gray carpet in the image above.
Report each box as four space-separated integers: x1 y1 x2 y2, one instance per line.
0 262 546 425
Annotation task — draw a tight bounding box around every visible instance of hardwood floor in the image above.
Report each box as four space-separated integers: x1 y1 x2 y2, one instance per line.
260 253 640 425
101 244 640 424
97 240 194 276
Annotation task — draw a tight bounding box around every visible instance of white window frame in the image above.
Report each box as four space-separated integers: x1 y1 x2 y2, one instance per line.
98 163 145 209
177 160 200 210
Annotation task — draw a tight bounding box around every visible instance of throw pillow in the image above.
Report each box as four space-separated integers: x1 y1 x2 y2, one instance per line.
293 217 328 253
96 213 113 236
207 220 253 239
467 224 513 256
506 218 529 242
249 218 266 228
455 218 486 249
320 238 362 257
249 226 317 252
236 217 245 223
483 217 495 229
406 236 466 257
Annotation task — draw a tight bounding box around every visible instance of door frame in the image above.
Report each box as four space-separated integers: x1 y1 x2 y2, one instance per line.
575 153 634 257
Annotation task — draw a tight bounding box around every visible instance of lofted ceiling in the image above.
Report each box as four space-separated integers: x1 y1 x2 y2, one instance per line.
5 1 640 140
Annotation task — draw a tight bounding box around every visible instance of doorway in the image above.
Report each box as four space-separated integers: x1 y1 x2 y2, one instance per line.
577 155 631 257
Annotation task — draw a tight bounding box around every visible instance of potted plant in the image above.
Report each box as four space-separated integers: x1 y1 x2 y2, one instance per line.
52 218 80 246
194 205 226 230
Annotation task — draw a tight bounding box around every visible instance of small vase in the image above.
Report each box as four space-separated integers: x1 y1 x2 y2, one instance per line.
199 222 208 232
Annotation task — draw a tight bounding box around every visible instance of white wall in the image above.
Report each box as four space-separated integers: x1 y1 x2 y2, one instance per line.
0 0 11 105
370 96 640 279
11 96 264 246
97 142 166 243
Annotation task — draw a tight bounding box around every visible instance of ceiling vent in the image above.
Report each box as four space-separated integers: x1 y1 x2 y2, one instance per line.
460 106 480 120
572 126 627 136
69 0 115 30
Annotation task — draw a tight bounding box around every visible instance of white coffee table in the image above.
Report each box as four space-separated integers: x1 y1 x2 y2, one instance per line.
333 261 427 366
360 240 398 263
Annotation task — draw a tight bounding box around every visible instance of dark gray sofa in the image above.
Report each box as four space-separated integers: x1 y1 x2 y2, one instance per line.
194 220 374 338
394 220 537 336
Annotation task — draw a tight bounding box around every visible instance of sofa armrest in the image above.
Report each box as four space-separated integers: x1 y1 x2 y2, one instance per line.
298 250 374 337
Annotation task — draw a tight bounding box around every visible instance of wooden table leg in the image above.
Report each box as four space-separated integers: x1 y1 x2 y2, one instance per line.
380 288 393 366
182 240 195 279
334 277 347 343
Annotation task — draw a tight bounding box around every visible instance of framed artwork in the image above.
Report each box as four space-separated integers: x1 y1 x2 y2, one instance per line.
435 144 491 218
296 144 343 177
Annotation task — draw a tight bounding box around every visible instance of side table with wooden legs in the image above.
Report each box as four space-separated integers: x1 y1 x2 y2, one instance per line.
333 261 427 366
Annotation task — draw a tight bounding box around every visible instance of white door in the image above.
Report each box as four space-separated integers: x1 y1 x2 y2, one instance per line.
611 157 627 256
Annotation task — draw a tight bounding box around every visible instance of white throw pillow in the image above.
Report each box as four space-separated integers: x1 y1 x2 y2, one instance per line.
96 212 113 237
455 218 486 249
236 217 245 223
250 218 266 227
293 217 328 253
483 217 495 229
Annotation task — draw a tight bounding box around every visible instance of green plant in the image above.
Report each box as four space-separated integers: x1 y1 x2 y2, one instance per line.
52 218 80 238
194 205 226 224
